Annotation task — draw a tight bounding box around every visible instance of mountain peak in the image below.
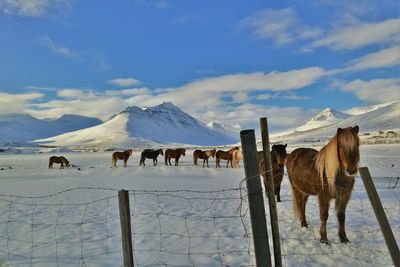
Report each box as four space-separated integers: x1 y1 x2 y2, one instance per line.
296 107 350 132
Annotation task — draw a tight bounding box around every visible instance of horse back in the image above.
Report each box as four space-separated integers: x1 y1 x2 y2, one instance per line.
193 150 204 159
286 148 321 194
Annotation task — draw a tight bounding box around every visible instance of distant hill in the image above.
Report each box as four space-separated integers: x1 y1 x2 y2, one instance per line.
35 102 238 150
0 113 102 144
271 101 399 144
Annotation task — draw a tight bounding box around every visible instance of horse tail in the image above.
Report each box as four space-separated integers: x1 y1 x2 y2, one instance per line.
193 154 197 165
111 154 116 167
48 158 52 169
288 175 303 220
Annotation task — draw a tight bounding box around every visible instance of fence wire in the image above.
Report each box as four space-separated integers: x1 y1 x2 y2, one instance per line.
0 173 398 267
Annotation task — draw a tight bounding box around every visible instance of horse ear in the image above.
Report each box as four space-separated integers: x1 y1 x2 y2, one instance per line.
284 144 287 148
353 125 359 133
337 127 343 134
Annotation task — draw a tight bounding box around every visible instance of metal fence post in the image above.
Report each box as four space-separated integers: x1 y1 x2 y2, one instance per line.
359 167 400 267
260 117 282 267
118 190 134 267
240 129 272 267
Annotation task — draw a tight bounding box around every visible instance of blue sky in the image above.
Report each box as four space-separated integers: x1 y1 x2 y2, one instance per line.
0 0 399 132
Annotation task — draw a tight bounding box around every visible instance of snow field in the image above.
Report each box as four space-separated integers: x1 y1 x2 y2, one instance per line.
0 144 398 266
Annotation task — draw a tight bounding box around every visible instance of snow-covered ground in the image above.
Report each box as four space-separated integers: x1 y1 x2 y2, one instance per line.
0 144 398 266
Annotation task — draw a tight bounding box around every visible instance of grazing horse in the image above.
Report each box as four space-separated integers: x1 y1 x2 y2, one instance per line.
286 126 360 244
257 144 287 202
165 148 186 166
215 147 239 168
112 149 133 167
232 150 243 168
48 156 70 169
140 149 164 166
193 149 216 168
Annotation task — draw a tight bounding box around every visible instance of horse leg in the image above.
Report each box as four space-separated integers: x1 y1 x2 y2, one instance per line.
154 158 157 166
175 156 179 166
291 188 308 227
318 195 330 244
193 155 197 165
206 158 209 168
216 158 220 168
276 185 281 202
124 159 127 167
226 160 229 168
336 190 352 243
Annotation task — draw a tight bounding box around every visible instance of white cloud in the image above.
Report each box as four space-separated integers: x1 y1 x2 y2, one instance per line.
105 88 150 96
8 67 325 131
38 35 78 59
0 92 43 114
310 18 400 50
341 78 400 103
241 8 323 45
108 77 141 87
0 0 73 17
345 46 400 71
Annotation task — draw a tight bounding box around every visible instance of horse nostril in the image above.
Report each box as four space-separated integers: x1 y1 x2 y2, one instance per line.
347 168 357 175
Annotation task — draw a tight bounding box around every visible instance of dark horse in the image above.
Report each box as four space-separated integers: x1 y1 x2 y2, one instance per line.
193 149 216 168
140 149 164 166
112 149 133 167
49 156 70 169
286 126 360 244
215 147 239 168
258 144 287 202
165 148 186 166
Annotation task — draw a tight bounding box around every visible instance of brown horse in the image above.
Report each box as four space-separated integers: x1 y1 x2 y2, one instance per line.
193 149 216 168
232 150 243 168
165 148 186 166
286 126 360 244
112 149 133 167
215 147 239 168
140 149 164 166
258 144 287 202
49 156 70 169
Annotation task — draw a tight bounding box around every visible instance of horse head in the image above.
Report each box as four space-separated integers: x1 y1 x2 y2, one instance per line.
272 144 287 170
159 149 164 156
211 149 216 158
336 126 360 176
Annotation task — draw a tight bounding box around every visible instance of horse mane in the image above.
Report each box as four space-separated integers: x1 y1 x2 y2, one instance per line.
315 136 339 195
315 128 359 195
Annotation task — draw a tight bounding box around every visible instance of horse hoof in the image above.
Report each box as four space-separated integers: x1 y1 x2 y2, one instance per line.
339 234 350 243
320 239 330 245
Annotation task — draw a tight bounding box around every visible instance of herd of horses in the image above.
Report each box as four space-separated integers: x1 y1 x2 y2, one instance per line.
48 126 360 245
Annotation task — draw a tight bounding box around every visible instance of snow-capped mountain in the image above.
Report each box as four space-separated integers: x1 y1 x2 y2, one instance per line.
272 101 399 144
0 113 102 143
35 102 238 150
296 108 351 132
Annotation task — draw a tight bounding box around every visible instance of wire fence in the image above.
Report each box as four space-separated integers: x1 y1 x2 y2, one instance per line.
272 174 399 267
0 174 398 267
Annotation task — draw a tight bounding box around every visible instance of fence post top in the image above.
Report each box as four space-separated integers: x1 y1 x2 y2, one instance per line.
240 129 255 136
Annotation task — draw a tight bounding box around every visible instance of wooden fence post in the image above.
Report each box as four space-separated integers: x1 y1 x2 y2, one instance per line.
260 117 282 267
359 167 400 267
118 190 134 267
240 129 272 267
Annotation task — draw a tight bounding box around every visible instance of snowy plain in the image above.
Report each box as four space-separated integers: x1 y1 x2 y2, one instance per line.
0 143 399 267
